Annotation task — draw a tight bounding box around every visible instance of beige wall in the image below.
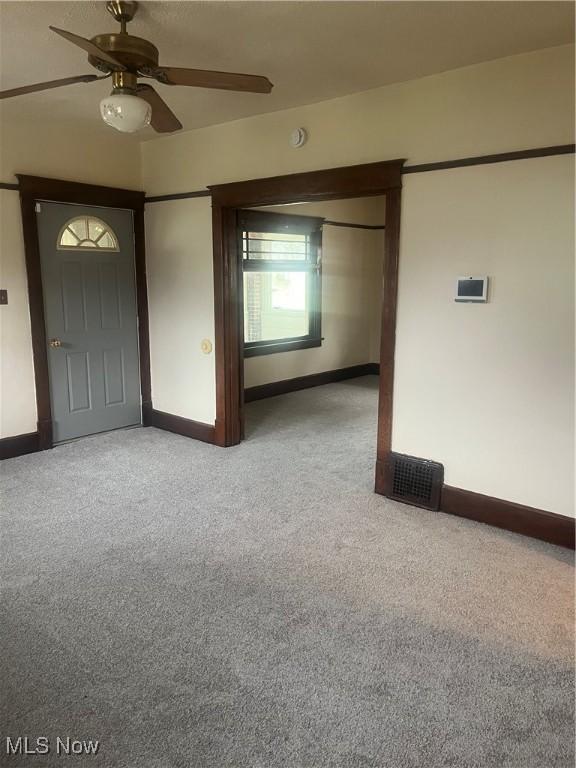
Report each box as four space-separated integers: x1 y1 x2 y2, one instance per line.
141 45 574 193
0 190 36 436
394 156 574 516
0 118 141 437
144 197 216 423
244 198 385 388
141 45 574 516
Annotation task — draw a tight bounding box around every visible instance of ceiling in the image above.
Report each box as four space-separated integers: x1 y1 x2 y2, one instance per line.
0 1 573 140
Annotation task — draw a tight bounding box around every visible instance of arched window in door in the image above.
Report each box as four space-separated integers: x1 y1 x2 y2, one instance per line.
57 216 119 251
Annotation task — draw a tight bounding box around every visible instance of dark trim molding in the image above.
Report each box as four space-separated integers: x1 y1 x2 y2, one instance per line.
210 159 404 448
209 159 404 209
144 190 211 203
18 175 146 208
0 432 40 461
324 220 385 230
403 144 575 175
244 337 322 358
245 363 379 402
135 144 576 206
7 145 574 204
441 485 575 549
17 175 149 450
239 208 324 232
144 407 215 444
240 207 385 232
374 186 402 494
133 207 152 408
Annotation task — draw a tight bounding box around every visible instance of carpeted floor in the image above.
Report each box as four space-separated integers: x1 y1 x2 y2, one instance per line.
1 376 574 768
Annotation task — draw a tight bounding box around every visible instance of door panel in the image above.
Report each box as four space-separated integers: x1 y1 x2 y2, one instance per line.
103 348 125 406
66 351 91 413
99 263 121 329
61 261 87 331
37 202 141 442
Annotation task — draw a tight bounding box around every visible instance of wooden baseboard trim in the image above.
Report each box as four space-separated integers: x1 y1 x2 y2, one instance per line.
245 363 380 402
441 485 575 549
0 431 40 460
375 452 574 549
145 407 215 444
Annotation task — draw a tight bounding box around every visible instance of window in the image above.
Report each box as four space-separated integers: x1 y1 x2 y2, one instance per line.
57 216 119 251
241 210 323 357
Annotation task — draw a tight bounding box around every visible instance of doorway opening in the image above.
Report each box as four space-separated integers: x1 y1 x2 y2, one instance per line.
240 196 386 450
209 159 403 495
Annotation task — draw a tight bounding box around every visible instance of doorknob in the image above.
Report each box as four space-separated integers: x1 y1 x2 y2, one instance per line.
49 338 62 348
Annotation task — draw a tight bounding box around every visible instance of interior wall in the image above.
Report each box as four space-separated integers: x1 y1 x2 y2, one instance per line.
243 197 385 388
0 189 36 438
141 45 573 194
394 155 574 516
141 44 574 516
144 197 216 424
0 119 142 439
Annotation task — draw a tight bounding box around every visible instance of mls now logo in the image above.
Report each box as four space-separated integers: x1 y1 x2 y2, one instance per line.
5 736 100 756
6 737 50 756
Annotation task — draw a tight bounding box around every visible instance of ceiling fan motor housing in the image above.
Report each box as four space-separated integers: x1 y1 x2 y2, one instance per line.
89 33 159 73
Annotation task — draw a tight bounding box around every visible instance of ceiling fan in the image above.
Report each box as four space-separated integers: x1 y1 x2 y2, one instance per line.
0 0 273 134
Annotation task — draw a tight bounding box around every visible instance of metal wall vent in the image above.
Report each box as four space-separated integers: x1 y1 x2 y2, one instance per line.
386 452 444 511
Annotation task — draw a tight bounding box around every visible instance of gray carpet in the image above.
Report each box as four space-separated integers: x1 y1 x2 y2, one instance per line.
1 376 574 768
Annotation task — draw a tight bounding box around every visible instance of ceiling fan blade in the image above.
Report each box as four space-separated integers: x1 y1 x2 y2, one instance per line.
50 26 126 70
0 74 103 100
136 84 182 133
149 66 273 94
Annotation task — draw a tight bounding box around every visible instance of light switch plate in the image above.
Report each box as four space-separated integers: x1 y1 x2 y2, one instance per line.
0 289 7 305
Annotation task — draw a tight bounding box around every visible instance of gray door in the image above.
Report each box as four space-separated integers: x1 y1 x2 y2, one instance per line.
37 202 141 443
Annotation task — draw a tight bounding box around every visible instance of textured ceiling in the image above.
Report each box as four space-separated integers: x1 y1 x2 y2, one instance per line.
0 1 573 141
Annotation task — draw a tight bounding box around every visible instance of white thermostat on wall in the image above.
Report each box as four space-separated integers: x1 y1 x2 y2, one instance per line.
290 128 307 148
455 276 489 303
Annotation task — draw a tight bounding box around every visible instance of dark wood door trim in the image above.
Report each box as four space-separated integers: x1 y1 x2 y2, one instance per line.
374 187 402 490
16 175 149 450
211 205 244 446
209 159 403 209
209 159 404 448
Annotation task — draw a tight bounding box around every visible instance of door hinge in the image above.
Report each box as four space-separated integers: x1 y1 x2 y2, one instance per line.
35 202 42 213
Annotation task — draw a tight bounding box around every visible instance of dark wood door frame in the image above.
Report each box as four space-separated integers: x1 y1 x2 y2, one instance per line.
17 174 150 450
209 159 404 493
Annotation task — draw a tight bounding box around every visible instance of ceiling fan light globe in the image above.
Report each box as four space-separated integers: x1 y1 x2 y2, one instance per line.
99 93 151 132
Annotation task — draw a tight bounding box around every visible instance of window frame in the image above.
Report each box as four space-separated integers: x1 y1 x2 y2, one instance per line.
240 210 324 357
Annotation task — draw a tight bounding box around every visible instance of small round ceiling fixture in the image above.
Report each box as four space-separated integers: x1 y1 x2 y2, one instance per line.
100 93 151 132
290 128 307 148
